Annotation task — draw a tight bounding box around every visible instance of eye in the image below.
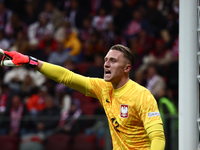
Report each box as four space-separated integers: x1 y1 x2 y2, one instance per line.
111 59 116 62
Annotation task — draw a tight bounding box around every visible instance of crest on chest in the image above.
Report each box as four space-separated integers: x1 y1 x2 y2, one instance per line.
120 104 129 118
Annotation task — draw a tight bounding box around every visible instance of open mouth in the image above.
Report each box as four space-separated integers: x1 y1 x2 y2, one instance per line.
105 70 111 74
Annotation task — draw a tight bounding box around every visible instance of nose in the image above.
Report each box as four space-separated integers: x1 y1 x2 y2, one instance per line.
104 60 110 68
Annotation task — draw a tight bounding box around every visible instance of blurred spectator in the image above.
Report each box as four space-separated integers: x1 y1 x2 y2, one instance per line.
165 11 179 44
62 25 82 62
42 77 57 97
2 94 28 136
9 30 28 54
92 7 113 32
22 2 38 26
3 65 45 92
26 86 47 116
85 104 105 147
137 29 155 54
21 74 37 98
133 69 146 86
63 0 88 30
157 0 174 16
36 94 60 133
0 1 12 30
3 66 28 93
5 13 27 41
123 9 151 44
160 29 171 48
111 0 132 35
28 12 54 41
48 40 70 66
83 31 107 62
61 0 71 11
129 37 144 71
129 30 155 71
0 29 10 50
54 83 72 114
28 69 46 87
54 18 78 42
43 1 64 30
79 17 94 43
85 53 104 78
144 0 167 37
102 22 116 47
28 0 46 17
142 38 172 71
58 98 82 144
26 39 47 61
146 65 166 100
89 0 112 17
38 29 57 56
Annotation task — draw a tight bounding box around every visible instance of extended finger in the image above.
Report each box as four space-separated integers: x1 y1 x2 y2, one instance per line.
0 49 4 55
0 49 12 60
1 60 17 66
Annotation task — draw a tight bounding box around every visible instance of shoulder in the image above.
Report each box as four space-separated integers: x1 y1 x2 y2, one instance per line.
88 78 113 92
89 77 107 85
129 80 153 98
129 80 148 92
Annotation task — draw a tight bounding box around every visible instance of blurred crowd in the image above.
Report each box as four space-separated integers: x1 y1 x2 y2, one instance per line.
0 0 179 147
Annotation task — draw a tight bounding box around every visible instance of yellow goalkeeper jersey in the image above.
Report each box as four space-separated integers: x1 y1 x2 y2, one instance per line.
86 78 162 150
40 62 163 150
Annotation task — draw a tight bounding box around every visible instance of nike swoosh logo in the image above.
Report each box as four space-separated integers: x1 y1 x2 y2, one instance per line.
106 99 110 103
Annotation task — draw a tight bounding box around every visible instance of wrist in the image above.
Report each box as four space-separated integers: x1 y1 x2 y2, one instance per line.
28 56 39 68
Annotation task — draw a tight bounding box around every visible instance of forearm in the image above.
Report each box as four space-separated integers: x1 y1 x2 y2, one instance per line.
36 61 88 94
36 61 69 84
146 123 165 150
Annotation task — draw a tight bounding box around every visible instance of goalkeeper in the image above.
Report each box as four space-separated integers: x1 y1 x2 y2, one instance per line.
0 44 165 150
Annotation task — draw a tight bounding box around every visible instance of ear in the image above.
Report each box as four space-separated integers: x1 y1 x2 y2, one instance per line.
124 64 131 73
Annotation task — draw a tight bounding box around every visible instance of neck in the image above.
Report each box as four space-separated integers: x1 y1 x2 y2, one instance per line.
112 77 130 89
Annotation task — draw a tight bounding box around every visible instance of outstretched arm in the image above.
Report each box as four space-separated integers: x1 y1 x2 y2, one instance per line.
38 61 88 94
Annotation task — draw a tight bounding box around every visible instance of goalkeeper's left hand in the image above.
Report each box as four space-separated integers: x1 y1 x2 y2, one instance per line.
0 49 38 68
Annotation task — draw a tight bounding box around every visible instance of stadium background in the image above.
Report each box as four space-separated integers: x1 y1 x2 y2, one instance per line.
0 0 179 150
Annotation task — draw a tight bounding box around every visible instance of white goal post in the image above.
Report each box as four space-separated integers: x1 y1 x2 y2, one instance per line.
179 0 199 150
